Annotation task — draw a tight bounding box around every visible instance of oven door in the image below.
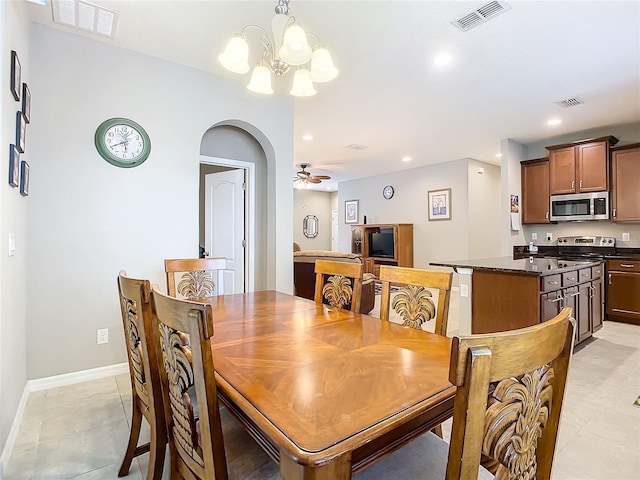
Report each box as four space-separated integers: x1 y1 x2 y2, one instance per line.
550 192 609 221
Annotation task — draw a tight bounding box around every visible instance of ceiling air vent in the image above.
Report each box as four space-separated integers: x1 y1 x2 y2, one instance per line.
345 144 368 150
556 97 584 108
452 1 511 31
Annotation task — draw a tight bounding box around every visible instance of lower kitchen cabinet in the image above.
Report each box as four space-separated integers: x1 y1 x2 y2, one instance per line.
607 259 640 324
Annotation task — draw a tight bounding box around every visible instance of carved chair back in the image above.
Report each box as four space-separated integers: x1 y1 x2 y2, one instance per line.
446 307 575 480
150 285 228 480
117 271 167 478
165 258 227 299
314 259 363 312
379 265 453 336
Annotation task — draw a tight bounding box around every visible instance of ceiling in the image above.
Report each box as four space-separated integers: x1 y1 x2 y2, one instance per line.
27 1 640 191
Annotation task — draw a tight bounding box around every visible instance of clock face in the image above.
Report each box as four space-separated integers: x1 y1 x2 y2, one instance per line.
95 118 151 168
383 185 394 199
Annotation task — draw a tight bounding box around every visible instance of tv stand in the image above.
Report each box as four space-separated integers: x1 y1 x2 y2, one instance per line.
351 223 413 276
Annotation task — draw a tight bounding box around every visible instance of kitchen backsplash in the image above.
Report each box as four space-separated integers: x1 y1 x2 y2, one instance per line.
523 222 640 248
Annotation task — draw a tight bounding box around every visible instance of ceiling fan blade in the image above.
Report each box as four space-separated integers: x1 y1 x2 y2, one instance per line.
312 175 331 180
308 178 322 184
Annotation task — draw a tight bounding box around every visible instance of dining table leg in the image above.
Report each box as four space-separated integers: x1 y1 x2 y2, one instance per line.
279 448 352 480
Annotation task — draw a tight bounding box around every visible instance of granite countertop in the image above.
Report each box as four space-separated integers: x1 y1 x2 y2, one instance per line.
430 256 602 276
513 245 640 260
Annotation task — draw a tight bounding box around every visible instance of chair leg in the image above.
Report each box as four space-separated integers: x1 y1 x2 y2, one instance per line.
432 424 443 439
119 402 144 477
147 424 167 480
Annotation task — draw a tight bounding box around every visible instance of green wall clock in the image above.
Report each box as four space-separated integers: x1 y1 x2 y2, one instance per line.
94 117 151 168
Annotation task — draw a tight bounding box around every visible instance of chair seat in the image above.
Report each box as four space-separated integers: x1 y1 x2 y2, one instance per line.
354 432 493 480
220 406 281 480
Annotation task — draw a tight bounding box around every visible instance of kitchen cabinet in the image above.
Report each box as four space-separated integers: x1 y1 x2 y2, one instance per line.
611 143 640 222
521 158 550 224
607 259 640 325
540 264 602 345
547 136 618 195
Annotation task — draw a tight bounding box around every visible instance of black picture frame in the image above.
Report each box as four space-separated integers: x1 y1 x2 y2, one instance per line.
22 83 31 123
9 144 20 187
20 161 30 197
10 50 21 101
16 111 26 153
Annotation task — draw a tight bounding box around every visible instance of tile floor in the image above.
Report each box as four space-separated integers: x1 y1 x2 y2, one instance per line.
4 291 640 479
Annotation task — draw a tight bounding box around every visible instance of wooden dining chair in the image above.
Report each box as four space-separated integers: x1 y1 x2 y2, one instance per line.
117 271 167 480
164 257 226 299
355 307 575 480
149 286 279 480
379 265 453 337
314 259 364 312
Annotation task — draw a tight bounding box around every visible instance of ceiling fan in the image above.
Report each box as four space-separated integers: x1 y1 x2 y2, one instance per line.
294 163 331 184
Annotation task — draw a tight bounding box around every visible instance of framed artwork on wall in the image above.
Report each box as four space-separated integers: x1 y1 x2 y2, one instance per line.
427 188 451 221
10 50 21 101
16 111 26 153
22 83 31 123
20 161 30 196
9 145 20 187
345 199 359 224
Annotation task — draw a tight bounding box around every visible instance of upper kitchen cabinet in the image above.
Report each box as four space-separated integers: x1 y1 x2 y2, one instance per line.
521 158 550 224
611 143 640 222
547 136 619 195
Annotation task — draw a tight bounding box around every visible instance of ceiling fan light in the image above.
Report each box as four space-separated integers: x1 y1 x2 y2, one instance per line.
247 65 274 94
310 48 338 83
290 69 316 97
279 23 312 66
219 35 250 74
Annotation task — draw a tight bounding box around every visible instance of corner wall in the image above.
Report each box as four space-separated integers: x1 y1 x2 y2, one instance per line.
25 24 293 380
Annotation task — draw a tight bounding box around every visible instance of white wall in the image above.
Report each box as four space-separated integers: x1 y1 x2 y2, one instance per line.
0 0 30 455
25 24 293 380
338 159 501 268
293 189 333 250
500 138 527 256
468 160 502 258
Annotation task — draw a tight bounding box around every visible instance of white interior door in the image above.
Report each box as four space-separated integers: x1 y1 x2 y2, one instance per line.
205 169 245 294
331 209 339 251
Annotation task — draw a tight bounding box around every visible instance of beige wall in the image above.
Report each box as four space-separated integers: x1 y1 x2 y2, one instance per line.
338 159 501 268
293 189 333 250
25 24 294 383
0 0 30 455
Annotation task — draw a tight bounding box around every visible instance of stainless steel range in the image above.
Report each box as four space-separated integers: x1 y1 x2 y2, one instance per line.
550 235 616 260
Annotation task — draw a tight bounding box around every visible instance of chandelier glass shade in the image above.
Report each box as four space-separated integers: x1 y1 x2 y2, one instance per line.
218 0 338 97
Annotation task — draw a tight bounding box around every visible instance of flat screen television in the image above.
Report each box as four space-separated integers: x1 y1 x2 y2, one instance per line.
368 227 395 258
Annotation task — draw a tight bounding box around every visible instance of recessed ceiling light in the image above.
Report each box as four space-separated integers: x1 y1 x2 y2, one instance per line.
547 118 562 126
302 134 313 141
402 156 412 162
433 53 452 66
496 153 503 158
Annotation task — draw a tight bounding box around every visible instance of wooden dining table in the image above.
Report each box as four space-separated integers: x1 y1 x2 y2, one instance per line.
206 290 455 480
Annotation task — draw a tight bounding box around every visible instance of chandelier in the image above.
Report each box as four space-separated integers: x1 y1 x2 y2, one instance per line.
218 0 338 97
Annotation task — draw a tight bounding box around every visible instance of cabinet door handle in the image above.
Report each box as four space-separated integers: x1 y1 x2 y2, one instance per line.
571 180 575 189
579 180 583 189
549 296 564 303
588 285 595 298
620 264 635 268
613 208 616 218
545 211 549 219
567 276 575 281
608 273 612 285
548 280 558 286
566 291 580 298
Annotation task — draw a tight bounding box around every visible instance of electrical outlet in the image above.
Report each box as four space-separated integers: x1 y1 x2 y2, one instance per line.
97 328 109 345
531 233 537 241
546 233 553 241
622 232 630 242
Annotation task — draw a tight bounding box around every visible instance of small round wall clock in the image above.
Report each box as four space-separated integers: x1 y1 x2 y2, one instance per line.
94 117 151 168
383 185 394 199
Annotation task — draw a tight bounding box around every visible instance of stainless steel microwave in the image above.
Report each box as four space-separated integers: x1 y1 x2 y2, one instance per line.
550 191 609 221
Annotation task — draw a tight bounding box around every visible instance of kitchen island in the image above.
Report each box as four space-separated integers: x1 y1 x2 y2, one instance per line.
430 256 603 346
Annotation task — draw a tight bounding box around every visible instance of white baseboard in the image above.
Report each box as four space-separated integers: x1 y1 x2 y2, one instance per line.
28 362 128 392
0 362 128 475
